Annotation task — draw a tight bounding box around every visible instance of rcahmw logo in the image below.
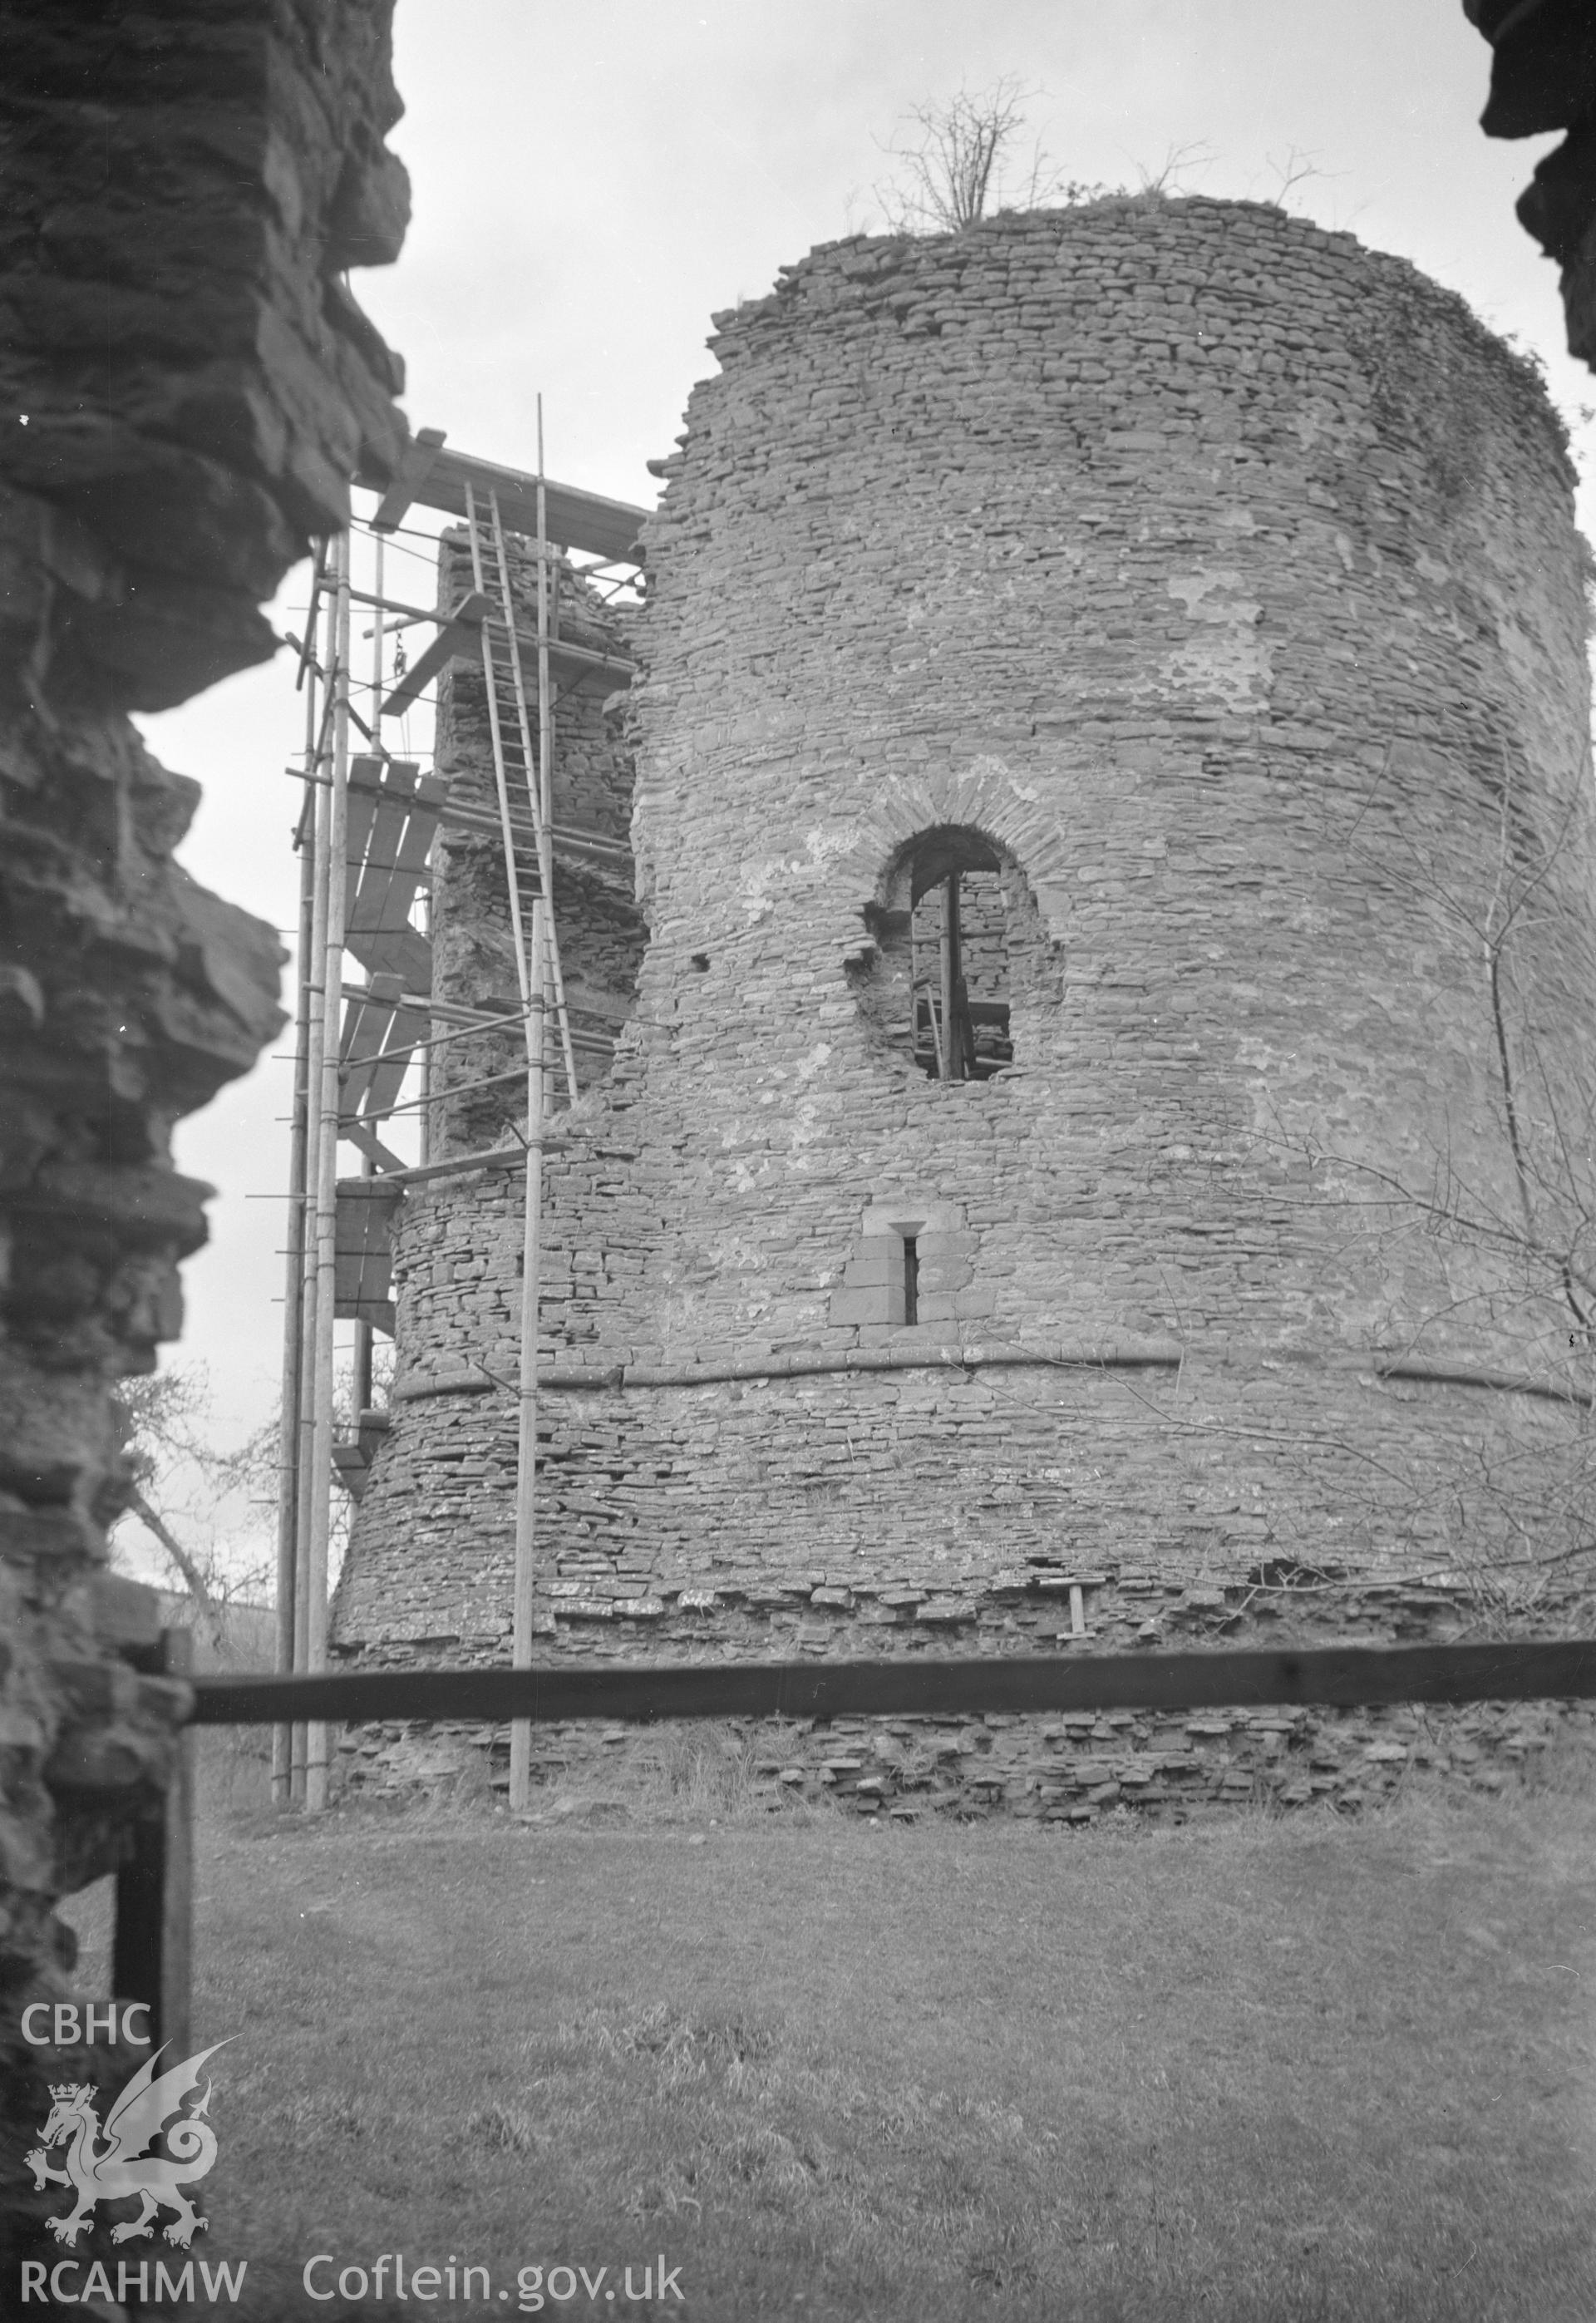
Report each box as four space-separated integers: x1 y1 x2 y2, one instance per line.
17 2031 246 2305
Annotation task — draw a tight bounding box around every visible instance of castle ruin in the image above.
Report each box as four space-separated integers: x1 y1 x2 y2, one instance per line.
337 197 1596 1814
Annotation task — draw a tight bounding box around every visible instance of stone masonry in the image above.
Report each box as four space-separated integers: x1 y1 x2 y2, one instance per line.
339 197 1596 1813
1 0 409 2281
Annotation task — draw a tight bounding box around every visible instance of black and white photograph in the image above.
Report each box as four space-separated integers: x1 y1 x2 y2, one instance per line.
4 3 1596 2316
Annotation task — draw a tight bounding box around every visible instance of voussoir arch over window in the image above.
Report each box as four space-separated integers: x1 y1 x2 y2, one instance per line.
850 823 1044 1083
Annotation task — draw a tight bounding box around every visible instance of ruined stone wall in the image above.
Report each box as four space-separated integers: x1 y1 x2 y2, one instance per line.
1467 0 1596 373
1 0 408 2271
341 199 1596 1809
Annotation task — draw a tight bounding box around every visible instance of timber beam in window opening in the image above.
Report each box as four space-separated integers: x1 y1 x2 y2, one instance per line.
905 834 1015 1083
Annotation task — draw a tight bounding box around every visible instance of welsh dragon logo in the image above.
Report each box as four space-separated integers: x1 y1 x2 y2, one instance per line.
27 2041 229 2249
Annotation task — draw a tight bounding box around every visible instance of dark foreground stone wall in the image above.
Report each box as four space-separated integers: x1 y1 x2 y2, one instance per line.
0 0 407 2276
1466 0 1596 371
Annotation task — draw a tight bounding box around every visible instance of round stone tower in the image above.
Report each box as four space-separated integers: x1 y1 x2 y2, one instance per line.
338 198 1596 1813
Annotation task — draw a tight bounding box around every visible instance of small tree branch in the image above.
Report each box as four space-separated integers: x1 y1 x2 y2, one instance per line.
1487 932 1539 1249
126 1487 228 1648
874 78 1109 237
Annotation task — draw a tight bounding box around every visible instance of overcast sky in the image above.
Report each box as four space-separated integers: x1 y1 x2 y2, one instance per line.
132 0 1584 1488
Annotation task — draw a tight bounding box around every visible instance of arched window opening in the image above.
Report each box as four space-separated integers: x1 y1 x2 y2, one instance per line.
850 823 1045 1084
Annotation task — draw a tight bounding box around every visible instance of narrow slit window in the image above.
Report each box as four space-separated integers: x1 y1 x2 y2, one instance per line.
902 1234 919 1325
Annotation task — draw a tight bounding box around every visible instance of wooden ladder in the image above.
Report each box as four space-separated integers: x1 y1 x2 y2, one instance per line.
461 478 579 1101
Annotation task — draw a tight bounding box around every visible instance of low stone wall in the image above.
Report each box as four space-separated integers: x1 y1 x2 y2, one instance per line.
330 1554 1595 1819
332 1693 1591 1823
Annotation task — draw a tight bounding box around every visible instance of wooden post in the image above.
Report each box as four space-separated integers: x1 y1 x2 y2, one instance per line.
939 871 963 1082
466 446 556 1813
352 1162 375 1418
273 781 316 1805
535 416 577 1107
509 407 559 1813
304 530 352 1814
292 579 335 1805
353 530 380 1424
371 523 385 737
909 914 919 1060
113 1628 194 2055
510 902 545 1814
419 831 436 1169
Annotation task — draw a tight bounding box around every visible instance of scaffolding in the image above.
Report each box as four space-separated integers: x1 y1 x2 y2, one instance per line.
273 428 647 1813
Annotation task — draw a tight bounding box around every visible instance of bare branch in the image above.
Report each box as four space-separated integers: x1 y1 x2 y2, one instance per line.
1130 141 1217 198
126 1489 221 1620
874 78 1116 238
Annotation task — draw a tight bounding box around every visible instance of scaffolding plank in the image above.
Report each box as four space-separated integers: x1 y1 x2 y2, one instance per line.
344 760 420 929
359 787 447 984
340 1117 406 1175
483 617 635 689
331 1443 372 1502
344 924 433 993
342 1001 428 1125
343 754 392 884
358 1001 428 1123
334 1177 401 1333
338 972 429 1129
342 757 446 996
338 972 405 1067
357 441 649 565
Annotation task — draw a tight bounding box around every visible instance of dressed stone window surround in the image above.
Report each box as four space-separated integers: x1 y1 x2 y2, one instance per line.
828 1197 975 1332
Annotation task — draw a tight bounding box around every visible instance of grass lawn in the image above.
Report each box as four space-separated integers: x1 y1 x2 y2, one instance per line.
60 1752 1596 2323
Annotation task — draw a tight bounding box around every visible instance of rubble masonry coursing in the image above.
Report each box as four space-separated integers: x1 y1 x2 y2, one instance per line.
338 197 1596 1813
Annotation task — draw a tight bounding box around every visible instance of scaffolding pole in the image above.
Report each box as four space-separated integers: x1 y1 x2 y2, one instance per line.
273 671 319 1803
510 406 559 1809
510 900 545 1813
272 436 643 1813
467 474 544 1813
350 530 383 1423
291 572 334 1804
534 404 574 1093
304 530 352 1813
